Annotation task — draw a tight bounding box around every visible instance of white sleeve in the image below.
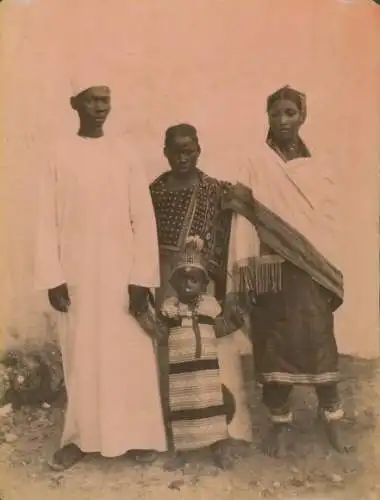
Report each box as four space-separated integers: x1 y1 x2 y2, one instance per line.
316 168 342 267
321 171 338 227
233 159 261 260
228 212 261 266
34 162 65 291
128 159 160 288
226 160 261 295
234 160 252 186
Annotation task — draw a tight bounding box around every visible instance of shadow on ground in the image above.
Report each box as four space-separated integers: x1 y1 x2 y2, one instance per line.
0 355 379 500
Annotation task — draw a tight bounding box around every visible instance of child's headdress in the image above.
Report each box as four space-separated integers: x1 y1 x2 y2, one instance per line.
170 236 208 280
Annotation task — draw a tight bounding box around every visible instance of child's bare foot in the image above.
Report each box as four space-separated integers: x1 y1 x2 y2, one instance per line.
48 444 85 471
163 452 187 471
323 419 355 453
262 424 290 458
211 440 234 470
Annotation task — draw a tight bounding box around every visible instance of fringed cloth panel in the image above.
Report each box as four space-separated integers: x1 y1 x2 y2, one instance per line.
233 254 285 300
222 183 343 310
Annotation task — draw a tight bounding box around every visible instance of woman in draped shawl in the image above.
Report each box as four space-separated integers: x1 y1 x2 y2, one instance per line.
150 124 252 468
223 86 352 457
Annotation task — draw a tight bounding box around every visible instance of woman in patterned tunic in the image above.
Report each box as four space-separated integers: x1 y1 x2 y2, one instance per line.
150 124 252 467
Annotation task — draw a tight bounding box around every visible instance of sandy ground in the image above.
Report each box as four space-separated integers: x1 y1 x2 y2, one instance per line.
0 355 379 500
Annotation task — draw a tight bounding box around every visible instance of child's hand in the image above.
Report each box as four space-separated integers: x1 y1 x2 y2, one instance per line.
214 296 245 338
155 319 169 343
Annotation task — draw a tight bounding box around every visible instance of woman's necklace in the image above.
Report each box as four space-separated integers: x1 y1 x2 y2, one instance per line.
272 140 299 162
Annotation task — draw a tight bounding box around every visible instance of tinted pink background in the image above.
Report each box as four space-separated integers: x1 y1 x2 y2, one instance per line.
1 0 379 357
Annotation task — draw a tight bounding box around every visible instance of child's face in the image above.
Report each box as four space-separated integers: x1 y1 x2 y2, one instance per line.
173 267 207 303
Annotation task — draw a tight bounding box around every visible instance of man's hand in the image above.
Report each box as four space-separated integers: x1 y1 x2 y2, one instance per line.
48 283 70 313
128 285 150 316
134 310 168 343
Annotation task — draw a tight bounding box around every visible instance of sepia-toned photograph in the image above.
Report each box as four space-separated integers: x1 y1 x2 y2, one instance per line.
0 1 379 499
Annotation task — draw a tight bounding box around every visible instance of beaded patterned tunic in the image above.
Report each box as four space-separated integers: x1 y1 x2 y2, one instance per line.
150 169 232 303
160 294 229 451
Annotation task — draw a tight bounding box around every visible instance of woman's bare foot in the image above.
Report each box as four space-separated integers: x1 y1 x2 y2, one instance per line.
129 450 159 464
323 419 355 453
261 424 290 458
49 444 85 471
163 452 187 471
211 440 234 470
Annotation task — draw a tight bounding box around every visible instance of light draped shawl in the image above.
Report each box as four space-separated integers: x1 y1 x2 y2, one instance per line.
223 145 343 311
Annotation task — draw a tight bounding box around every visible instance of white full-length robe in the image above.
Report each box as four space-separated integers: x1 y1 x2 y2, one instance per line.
34 135 167 457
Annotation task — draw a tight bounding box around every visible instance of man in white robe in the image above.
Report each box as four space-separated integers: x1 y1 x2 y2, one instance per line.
34 78 167 470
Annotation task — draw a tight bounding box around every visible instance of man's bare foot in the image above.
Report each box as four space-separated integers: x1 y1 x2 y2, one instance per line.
163 452 187 471
211 440 234 470
261 424 290 458
323 419 355 453
49 444 85 471
129 450 159 464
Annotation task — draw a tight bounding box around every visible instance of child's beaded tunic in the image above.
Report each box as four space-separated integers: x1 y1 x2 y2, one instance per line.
161 294 229 451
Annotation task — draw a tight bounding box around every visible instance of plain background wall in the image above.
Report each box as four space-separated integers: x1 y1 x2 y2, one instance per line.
0 0 379 357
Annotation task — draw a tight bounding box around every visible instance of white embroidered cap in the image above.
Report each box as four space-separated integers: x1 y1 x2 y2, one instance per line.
69 66 110 98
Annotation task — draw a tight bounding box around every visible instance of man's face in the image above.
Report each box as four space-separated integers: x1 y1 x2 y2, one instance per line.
268 98 303 143
164 135 200 178
73 86 111 127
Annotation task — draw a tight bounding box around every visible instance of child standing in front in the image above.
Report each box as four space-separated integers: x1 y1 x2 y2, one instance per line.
160 236 244 471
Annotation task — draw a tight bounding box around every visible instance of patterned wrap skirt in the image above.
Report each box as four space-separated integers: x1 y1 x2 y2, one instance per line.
168 318 229 451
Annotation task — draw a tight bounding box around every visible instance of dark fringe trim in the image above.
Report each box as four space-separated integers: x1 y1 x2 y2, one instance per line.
233 255 284 298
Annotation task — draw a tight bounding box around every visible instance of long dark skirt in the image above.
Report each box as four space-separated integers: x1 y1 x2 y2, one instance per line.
250 261 339 385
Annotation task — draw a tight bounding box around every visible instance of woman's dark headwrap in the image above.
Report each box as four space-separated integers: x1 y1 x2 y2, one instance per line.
164 123 199 149
267 85 307 121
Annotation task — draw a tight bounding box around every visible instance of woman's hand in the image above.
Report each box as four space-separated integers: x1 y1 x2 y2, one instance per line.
221 182 254 209
232 182 254 204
